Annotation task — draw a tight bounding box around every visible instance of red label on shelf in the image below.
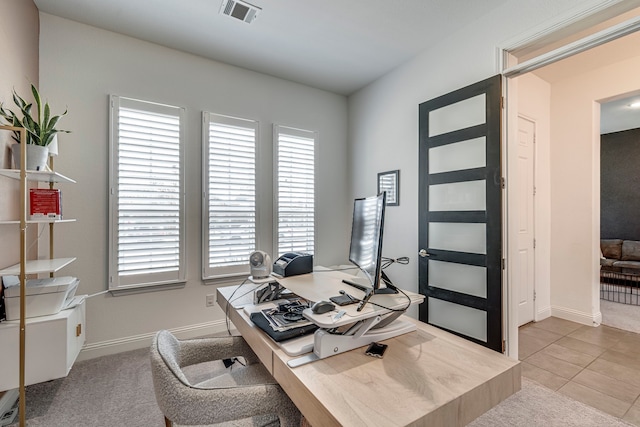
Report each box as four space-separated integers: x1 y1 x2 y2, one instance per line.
29 188 62 219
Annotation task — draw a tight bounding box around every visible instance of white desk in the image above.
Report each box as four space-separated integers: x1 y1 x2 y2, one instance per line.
217 271 520 427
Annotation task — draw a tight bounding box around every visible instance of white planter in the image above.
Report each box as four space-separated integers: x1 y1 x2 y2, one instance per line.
11 143 49 171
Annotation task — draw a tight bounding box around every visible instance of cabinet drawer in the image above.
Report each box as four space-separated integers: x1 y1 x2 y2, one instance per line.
0 299 86 391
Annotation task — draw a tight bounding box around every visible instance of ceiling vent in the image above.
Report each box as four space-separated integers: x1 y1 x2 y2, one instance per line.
220 0 261 24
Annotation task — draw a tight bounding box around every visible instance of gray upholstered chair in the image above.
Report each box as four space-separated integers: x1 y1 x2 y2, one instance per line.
150 330 301 427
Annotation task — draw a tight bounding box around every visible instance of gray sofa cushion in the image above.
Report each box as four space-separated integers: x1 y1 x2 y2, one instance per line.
621 240 640 261
611 260 640 276
601 239 623 260
613 260 640 269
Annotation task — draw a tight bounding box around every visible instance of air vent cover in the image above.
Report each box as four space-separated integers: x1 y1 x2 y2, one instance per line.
220 0 261 24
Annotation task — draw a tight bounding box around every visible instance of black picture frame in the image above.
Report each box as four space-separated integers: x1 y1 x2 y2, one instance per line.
377 170 400 206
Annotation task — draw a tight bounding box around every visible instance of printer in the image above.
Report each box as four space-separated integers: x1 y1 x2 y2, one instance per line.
272 252 313 277
2 275 79 320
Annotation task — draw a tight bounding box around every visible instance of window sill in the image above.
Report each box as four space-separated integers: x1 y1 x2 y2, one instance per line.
109 280 186 297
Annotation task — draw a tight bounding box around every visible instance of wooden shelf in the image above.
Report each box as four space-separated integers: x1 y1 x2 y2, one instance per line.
0 169 76 184
0 257 76 275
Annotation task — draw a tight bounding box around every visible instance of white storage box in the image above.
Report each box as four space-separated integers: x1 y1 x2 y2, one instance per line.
3 276 79 320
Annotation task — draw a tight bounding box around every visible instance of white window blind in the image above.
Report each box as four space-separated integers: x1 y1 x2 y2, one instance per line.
203 112 257 279
109 96 185 291
275 125 316 256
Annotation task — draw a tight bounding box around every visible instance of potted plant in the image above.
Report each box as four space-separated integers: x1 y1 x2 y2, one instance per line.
0 84 69 170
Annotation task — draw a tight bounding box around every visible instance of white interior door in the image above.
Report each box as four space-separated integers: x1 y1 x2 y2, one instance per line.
517 115 535 326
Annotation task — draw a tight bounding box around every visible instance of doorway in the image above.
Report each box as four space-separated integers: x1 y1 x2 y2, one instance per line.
598 94 640 333
503 10 640 343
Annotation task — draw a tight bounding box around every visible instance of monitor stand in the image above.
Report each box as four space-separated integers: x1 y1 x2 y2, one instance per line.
342 271 398 295
344 271 399 311
287 315 416 367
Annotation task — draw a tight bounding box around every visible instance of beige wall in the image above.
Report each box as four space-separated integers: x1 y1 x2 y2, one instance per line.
549 53 640 324
39 13 349 359
0 0 39 271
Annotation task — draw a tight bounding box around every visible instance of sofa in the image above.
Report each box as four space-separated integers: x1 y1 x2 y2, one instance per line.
600 239 640 276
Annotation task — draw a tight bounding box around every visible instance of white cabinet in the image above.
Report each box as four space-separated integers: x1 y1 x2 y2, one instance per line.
0 300 85 391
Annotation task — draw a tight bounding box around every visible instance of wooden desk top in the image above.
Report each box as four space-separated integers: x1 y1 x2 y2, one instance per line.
217 282 520 427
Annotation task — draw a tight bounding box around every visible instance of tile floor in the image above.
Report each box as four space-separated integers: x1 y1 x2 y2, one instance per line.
520 317 640 426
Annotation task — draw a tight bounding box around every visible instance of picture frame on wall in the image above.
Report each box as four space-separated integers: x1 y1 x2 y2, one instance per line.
377 170 399 206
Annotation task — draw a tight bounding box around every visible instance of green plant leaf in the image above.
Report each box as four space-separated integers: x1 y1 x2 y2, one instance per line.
43 103 51 132
2 84 70 146
31 84 42 126
47 115 62 131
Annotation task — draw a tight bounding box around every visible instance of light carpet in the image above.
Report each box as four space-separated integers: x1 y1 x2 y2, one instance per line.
601 299 640 334
8 346 634 426
470 378 633 427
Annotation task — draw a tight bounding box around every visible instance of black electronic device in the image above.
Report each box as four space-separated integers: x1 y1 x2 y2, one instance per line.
343 193 397 311
311 300 335 314
273 252 313 277
365 342 388 358
250 312 317 342
330 291 357 306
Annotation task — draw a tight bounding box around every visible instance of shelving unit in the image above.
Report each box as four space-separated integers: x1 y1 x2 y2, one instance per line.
0 125 82 427
0 257 76 276
0 169 76 183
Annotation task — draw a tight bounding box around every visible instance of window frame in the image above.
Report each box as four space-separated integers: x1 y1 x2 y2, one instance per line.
273 124 318 258
202 112 260 280
108 95 186 293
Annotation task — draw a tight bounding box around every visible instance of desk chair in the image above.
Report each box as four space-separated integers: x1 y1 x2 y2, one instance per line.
150 330 301 427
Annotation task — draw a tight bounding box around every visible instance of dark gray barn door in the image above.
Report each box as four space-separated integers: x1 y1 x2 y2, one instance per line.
418 75 503 352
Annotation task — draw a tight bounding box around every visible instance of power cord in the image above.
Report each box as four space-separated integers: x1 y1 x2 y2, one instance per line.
224 278 254 335
222 356 246 368
364 257 411 312
381 256 409 269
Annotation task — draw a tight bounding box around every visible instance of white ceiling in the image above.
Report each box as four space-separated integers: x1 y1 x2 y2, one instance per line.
32 0 507 95
31 0 640 131
600 94 640 134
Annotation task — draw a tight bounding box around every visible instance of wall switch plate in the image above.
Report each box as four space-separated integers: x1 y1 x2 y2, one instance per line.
206 294 216 307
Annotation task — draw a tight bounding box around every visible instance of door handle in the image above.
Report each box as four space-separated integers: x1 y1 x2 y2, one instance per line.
419 249 430 258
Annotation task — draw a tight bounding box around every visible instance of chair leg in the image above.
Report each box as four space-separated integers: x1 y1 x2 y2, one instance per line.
164 416 173 427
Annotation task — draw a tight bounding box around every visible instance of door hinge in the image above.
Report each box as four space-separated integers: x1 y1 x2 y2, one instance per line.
502 340 506 353
533 239 536 249
501 96 505 109
501 258 505 270
501 177 505 189
533 290 537 301
533 186 536 196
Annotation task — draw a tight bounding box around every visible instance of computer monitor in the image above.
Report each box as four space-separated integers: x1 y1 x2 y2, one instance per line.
343 192 397 311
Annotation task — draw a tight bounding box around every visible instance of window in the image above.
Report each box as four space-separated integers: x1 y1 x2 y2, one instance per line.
203 112 258 279
109 96 186 292
274 125 317 256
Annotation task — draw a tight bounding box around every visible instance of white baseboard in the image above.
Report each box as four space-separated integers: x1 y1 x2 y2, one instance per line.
551 305 602 327
77 320 235 361
535 305 552 321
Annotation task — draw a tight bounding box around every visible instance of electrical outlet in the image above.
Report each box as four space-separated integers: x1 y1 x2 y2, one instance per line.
206 294 216 307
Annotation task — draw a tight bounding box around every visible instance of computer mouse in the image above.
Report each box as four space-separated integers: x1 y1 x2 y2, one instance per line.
311 300 335 314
